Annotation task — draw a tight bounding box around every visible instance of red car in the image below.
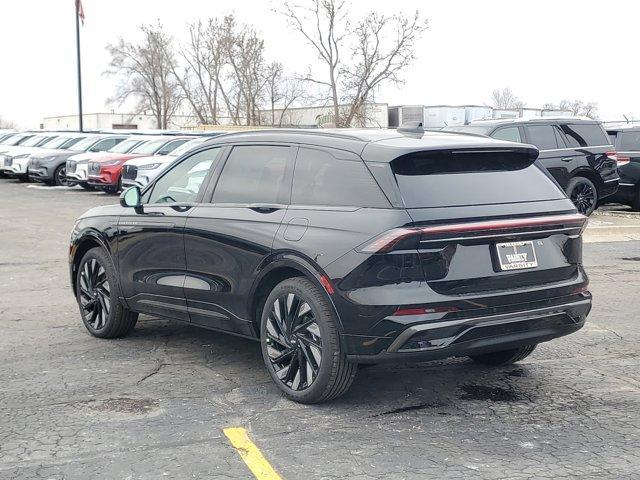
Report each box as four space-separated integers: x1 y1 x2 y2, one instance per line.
87 136 191 192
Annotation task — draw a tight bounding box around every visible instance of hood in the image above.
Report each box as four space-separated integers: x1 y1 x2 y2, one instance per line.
68 151 113 163
30 149 74 161
122 154 174 167
92 153 141 165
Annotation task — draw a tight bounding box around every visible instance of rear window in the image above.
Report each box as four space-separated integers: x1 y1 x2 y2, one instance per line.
618 131 640 151
560 123 609 147
391 150 564 208
292 148 389 208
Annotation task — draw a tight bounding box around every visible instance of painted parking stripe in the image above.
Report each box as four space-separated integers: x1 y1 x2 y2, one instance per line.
224 427 282 480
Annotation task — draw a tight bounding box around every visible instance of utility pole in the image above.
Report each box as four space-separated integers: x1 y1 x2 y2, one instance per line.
75 0 84 132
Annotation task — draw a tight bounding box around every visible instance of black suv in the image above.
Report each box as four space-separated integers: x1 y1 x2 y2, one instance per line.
69 129 591 403
443 118 619 215
604 125 640 210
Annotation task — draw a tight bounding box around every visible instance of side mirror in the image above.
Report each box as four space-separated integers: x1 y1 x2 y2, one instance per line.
120 186 142 208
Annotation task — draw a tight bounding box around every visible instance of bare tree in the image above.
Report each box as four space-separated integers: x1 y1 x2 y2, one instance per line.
264 62 308 126
490 87 524 110
0 116 17 129
106 23 182 129
281 0 427 127
559 99 598 119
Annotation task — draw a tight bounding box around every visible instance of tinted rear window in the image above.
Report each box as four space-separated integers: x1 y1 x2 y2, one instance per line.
292 148 389 208
618 131 640 151
391 150 564 208
560 123 609 147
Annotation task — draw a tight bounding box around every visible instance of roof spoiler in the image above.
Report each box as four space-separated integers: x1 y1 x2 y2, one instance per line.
397 122 425 138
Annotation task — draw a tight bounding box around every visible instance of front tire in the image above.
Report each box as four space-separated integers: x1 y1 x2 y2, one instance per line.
469 344 537 366
260 277 357 404
566 177 598 216
53 165 68 187
76 247 138 338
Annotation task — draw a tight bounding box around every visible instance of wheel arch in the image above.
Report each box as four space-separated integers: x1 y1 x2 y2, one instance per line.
248 253 343 337
569 168 604 195
70 231 114 296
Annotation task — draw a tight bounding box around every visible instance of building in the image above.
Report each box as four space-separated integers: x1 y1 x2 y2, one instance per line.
41 112 199 131
43 104 389 132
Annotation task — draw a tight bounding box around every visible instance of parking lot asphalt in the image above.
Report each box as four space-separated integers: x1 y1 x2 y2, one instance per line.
1 179 640 480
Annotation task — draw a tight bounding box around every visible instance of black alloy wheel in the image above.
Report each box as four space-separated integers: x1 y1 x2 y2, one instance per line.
265 293 323 391
76 247 138 338
78 257 111 330
261 277 357 403
567 177 597 216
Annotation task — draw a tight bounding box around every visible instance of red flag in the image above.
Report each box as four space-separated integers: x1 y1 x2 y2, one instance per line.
76 0 85 25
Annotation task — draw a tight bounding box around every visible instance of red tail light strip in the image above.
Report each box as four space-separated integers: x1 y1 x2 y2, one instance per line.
360 213 587 253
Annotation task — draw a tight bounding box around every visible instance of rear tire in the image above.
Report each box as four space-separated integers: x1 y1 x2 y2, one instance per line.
76 247 138 338
469 344 537 366
260 277 357 404
566 176 598 216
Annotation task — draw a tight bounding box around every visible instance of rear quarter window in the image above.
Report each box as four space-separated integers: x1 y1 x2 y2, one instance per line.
560 123 609 147
391 150 565 208
292 148 389 208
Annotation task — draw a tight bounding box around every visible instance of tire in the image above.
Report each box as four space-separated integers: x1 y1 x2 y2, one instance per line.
76 247 138 338
632 186 640 211
469 344 537 366
565 176 598 216
80 183 95 191
260 277 357 404
53 164 68 187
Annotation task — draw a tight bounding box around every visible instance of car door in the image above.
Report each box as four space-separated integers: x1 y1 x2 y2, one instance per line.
117 148 221 321
183 144 296 336
522 123 572 188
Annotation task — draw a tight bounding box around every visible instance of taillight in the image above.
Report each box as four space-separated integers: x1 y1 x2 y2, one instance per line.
613 152 630 167
357 213 588 253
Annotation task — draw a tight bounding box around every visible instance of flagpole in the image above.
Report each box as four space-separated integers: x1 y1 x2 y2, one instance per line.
75 0 84 132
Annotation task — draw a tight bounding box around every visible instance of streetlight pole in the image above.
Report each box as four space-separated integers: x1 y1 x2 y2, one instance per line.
75 0 84 132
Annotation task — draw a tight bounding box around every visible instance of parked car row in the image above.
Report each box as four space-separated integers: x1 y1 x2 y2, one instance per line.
441 117 631 215
0 129 221 193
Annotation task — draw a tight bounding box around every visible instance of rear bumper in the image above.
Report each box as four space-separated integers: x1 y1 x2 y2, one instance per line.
599 177 620 199
345 294 591 363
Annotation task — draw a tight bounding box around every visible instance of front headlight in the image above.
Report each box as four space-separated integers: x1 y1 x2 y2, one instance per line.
13 154 30 159
137 163 161 170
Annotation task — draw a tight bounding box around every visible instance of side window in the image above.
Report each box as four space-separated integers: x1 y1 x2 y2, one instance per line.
148 147 221 204
492 127 521 143
157 139 189 156
524 125 558 150
561 124 609 147
213 146 295 204
292 148 389 208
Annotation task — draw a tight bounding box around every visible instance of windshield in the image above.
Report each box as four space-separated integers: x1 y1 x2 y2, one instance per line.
130 138 169 155
43 136 77 149
69 136 99 151
3 134 33 146
170 138 206 157
22 135 53 147
108 138 143 153
442 125 494 135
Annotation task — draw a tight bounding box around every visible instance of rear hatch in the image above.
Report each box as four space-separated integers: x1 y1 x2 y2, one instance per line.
371 148 586 296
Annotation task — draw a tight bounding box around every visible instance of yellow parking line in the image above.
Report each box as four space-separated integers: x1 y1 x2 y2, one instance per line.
224 427 283 480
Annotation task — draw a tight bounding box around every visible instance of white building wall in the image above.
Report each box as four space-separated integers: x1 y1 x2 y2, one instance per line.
42 113 199 131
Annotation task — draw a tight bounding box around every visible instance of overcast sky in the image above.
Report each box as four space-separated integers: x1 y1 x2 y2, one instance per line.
1 0 638 128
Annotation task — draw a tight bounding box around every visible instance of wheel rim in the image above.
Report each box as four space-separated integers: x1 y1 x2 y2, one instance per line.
570 181 595 214
78 258 111 330
57 167 68 186
265 293 322 391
